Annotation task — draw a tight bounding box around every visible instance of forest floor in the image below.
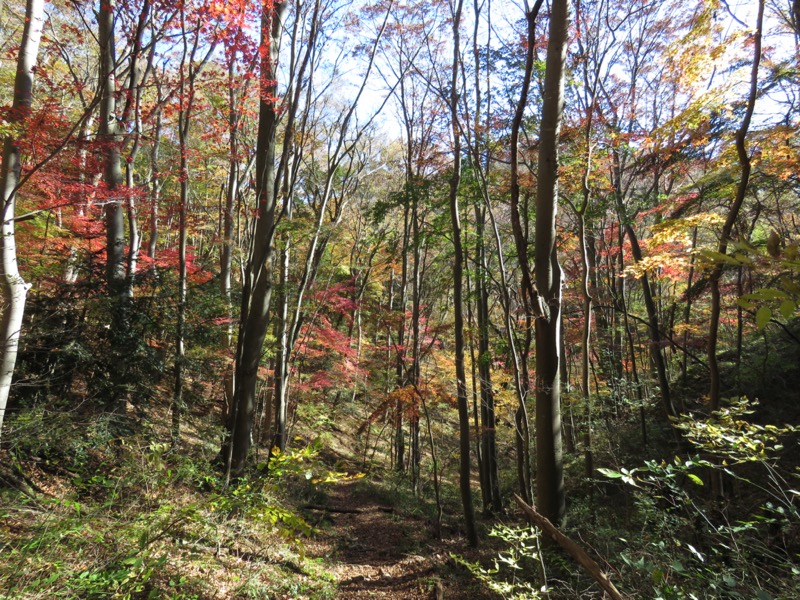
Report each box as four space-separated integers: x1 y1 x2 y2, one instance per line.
0 399 503 599
302 478 492 599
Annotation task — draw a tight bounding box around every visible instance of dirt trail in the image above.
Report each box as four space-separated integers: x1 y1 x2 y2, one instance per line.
304 480 492 599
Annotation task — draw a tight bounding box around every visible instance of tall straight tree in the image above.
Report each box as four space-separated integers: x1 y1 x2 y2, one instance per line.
224 0 289 478
98 0 131 412
172 2 218 442
99 0 126 293
465 0 502 515
534 0 569 526
508 0 544 506
0 0 45 440
447 0 478 548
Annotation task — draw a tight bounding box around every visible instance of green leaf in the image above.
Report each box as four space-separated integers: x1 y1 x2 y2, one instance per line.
699 250 741 265
737 297 755 310
597 468 623 479
686 473 703 486
755 307 772 330
779 300 796 319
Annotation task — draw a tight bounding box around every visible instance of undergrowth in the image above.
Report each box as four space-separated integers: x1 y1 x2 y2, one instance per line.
0 407 338 600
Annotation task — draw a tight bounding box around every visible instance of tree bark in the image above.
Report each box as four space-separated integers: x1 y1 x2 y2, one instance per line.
507 0 544 507
0 0 45 440
625 225 675 418
99 0 125 292
708 0 763 411
448 0 478 547
224 1 288 478
534 0 569 526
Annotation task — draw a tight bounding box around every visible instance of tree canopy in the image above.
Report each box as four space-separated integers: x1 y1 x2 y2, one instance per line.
0 0 799 597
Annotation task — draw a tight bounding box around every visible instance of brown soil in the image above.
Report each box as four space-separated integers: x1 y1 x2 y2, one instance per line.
304 480 495 599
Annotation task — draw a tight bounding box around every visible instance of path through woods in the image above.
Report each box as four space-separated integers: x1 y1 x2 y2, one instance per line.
304 480 492 599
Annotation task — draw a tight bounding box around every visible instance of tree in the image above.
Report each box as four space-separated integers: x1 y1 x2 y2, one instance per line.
533 0 569 526
224 0 289 478
98 0 126 294
707 0 764 411
462 0 502 515
0 0 45 440
507 0 544 507
172 0 219 441
446 0 478 547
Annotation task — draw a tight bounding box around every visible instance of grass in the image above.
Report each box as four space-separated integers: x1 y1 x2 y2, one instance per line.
0 403 339 600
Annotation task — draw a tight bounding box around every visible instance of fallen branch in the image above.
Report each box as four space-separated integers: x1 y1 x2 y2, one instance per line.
303 503 395 515
303 504 363 514
513 494 625 600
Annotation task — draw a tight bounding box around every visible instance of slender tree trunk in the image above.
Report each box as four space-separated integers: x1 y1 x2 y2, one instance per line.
147 95 162 262
465 256 486 511
224 2 288 478
475 206 501 513
708 0 763 410
410 190 422 494
448 0 477 547
173 12 190 443
534 0 569 526
121 0 151 295
577 215 593 482
0 0 44 440
395 215 409 470
272 228 291 452
99 0 125 292
220 58 239 305
98 0 130 412
508 0 544 507
391 265 407 471
681 227 697 383
626 225 675 418
465 0 501 513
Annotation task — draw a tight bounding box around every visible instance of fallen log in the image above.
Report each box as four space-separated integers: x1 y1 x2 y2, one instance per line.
303 504 363 514
303 503 395 514
513 494 625 600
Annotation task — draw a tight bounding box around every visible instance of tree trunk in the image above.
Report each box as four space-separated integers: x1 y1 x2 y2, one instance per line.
475 206 502 513
534 0 569 526
507 0 544 507
708 0 763 411
0 0 44 440
224 2 288 478
98 0 130 412
625 225 675 419
448 0 477 547
99 0 125 292
147 95 162 262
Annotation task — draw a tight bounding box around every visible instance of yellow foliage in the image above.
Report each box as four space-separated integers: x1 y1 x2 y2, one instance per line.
648 212 724 247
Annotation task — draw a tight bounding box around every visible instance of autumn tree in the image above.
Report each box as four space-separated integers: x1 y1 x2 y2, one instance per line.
707 0 764 410
223 0 289 478
0 0 45 440
533 0 569 526
445 0 478 547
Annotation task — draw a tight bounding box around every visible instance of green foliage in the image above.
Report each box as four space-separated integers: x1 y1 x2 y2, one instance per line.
0 407 344 599
673 398 797 463
703 239 800 330
453 526 544 599
596 398 800 599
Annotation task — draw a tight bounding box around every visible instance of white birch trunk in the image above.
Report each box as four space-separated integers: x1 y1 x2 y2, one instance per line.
0 0 45 439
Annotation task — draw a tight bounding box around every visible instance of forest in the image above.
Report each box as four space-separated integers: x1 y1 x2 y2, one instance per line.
0 0 799 597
